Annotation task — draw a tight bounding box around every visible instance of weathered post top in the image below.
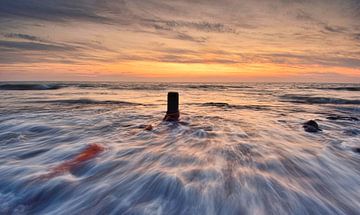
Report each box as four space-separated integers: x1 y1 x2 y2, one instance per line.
167 92 179 114
164 92 180 121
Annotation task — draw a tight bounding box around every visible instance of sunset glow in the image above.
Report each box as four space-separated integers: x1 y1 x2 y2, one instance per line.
0 0 359 82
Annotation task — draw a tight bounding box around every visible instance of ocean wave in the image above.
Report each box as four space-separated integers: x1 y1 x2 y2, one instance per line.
78 84 167 91
111 86 167 91
332 106 360 113
280 95 360 105
185 84 227 90
200 102 268 110
228 85 253 89
326 115 359 121
320 87 360 91
202 102 232 107
0 83 64 90
33 99 143 106
0 82 254 91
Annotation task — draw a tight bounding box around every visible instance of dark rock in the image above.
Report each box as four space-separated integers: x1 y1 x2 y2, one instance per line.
144 124 153 131
163 111 180 122
352 148 360 154
303 120 322 133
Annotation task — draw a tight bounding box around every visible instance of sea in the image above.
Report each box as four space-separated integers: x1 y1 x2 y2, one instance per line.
0 82 359 215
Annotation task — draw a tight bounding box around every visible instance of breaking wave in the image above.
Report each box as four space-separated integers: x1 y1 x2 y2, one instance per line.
320 87 360 91
0 83 64 91
280 95 360 105
198 102 268 110
33 99 143 106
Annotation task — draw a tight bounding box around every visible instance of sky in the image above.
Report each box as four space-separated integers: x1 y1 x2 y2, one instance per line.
0 0 359 82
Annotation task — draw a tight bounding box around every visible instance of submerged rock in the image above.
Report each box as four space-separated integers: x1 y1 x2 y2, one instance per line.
303 120 322 133
144 124 153 131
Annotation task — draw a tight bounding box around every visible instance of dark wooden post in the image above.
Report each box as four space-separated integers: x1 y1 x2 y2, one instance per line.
164 92 180 121
167 92 179 114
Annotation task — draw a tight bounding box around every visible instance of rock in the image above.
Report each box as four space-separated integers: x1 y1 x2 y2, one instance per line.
303 120 321 133
163 111 180 122
144 124 153 131
352 148 360 154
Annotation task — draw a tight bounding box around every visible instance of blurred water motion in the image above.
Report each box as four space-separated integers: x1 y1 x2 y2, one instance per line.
0 82 359 214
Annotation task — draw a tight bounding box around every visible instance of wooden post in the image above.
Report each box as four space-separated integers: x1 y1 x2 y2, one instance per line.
164 92 180 121
167 92 179 114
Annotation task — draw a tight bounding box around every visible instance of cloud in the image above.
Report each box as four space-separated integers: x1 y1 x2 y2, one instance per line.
175 33 207 43
0 40 76 51
3 33 43 42
353 33 360 41
263 53 360 69
0 0 111 24
0 39 81 64
0 38 115 64
323 25 346 33
148 19 236 33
